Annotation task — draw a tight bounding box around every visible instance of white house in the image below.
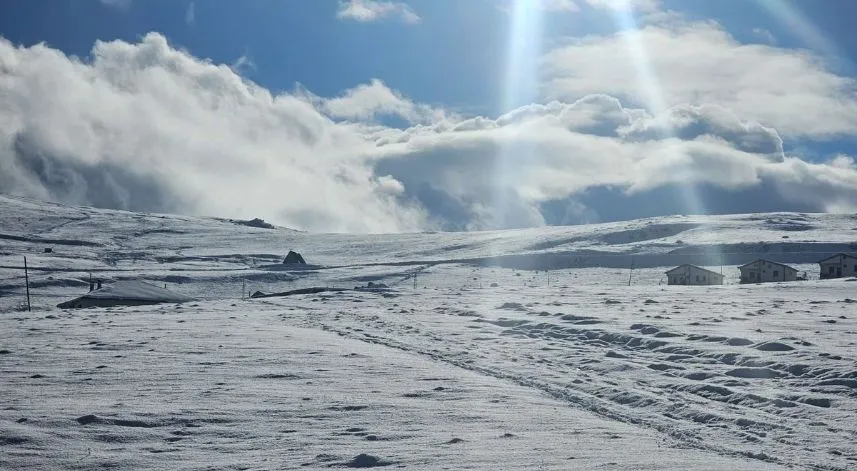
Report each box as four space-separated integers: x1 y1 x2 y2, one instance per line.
818 253 857 279
738 259 798 284
665 264 724 286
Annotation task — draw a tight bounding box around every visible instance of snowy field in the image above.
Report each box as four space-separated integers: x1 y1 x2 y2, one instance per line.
1 194 857 470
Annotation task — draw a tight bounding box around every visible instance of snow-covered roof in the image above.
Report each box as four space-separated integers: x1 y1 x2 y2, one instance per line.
67 280 193 303
664 264 723 277
738 259 797 271
817 253 857 264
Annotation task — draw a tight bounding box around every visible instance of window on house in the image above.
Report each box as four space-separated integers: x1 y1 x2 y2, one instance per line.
830 266 835 274
702 276 706 282
696 275 700 282
773 270 779 277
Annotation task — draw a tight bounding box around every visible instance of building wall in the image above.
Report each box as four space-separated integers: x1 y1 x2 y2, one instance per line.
739 260 797 283
819 255 857 279
667 265 723 285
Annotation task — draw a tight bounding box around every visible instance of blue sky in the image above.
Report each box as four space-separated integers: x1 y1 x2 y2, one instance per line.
3 0 855 114
1 0 857 232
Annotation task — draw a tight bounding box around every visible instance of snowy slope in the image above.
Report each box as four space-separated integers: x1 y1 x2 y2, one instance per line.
1 194 857 470
1 193 856 303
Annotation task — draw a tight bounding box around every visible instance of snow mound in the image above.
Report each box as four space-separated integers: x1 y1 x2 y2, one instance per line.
57 280 193 308
82 280 191 302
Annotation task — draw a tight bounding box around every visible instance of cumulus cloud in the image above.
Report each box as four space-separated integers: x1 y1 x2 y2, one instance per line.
620 104 785 161
309 79 446 124
0 34 423 232
1 31 857 233
542 19 857 137
336 0 421 24
371 92 857 229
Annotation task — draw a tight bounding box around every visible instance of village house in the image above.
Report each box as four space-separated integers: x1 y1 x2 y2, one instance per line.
818 253 857 279
738 259 797 284
665 264 724 285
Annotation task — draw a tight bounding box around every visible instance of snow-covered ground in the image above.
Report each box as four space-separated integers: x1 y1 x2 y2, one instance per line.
1 194 856 469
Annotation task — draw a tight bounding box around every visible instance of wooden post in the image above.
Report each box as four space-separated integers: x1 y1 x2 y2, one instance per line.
24 256 31 312
242 279 246 300
628 257 634 287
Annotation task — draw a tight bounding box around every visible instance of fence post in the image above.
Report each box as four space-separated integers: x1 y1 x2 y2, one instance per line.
628 257 634 287
24 256 31 312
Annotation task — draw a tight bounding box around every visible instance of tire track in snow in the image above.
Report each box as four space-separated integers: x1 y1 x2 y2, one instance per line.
272 291 853 471
287 310 799 469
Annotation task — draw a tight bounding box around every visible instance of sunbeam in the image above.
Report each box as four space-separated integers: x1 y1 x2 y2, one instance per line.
608 8 706 216
606 5 722 265
491 0 546 233
753 0 842 58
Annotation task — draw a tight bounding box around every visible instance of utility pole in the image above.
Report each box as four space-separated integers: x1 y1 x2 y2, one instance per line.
413 271 417 289
628 257 634 287
242 279 246 300
24 256 31 312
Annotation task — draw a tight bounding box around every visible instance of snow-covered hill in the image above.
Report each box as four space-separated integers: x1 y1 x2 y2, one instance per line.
1 194 856 470
1 193 855 303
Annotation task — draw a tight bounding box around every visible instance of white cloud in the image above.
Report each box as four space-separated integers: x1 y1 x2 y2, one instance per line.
371 94 857 228
829 154 856 170
753 27 777 45
501 0 659 13
0 34 424 232
336 0 421 24
230 54 256 74
540 0 580 12
2 32 857 233
620 104 785 161
585 0 661 12
541 20 857 138
309 79 446 124
185 2 195 26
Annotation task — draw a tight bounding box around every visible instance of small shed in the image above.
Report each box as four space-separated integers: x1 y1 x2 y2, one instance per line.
738 259 797 284
283 250 306 264
665 264 724 286
818 253 857 279
57 280 193 309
